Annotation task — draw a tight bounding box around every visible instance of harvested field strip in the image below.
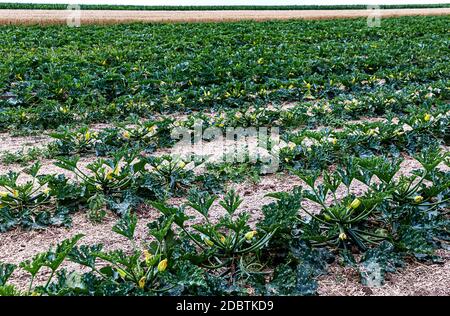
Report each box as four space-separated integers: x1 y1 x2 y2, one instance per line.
1 4 450 11
0 9 448 25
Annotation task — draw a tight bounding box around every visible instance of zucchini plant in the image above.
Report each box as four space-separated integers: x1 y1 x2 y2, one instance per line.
152 189 276 284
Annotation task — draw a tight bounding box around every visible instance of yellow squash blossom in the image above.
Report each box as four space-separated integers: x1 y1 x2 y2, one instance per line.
122 131 130 139
423 113 432 122
113 165 121 176
350 198 361 209
204 237 214 247
105 170 113 180
138 276 146 289
144 250 153 265
146 125 157 135
157 259 168 272
245 231 257 241
287 142 296 150
339 232 347 240
414 195 424 203
331 138 338 145
366 128 379 136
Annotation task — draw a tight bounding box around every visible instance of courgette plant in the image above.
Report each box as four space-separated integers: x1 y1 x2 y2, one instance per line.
69 212 176 294
358 148 450 254
54 151 143 195
390 147 449 204
0 162 70 231
0 162 50 213
144 155 194 196
19 234 84 295
48 126 97 156
291 162 387 252
355 148 449 213
118 121 159 144
152 189 276 283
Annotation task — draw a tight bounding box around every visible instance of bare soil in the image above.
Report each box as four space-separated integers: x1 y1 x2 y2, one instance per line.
0 132 50 154
0 8 448 25
318 249 450 296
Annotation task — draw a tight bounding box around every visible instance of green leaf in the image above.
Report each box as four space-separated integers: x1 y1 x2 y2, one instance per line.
68 244 104 268
414 146 447 173
20 252 48 277
112 212 137 240
359 241 404 286
53 156 81 172
219 189 243 215
0 285 21 296
187 190 216 219
151 202 190 227
266 264 318 296
357 156 403 184
147 215 174 242
44 234 85 272
290 168 320 188
0 263 16 286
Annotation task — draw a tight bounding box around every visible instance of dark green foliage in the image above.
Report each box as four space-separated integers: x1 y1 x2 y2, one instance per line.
359 242 404 286
0 15 449 296
1 17 448 132
0 263 16 286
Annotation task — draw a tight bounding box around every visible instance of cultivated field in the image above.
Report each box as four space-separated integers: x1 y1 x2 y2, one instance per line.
0 15 449 296
0 8 449 25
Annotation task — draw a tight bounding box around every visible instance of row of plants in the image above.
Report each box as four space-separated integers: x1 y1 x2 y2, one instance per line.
0 16 448 131
1 104 447 231
0 151 223 230
1 115 448 226
280 109 449 169
2 84 447 166
0 147 448 295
